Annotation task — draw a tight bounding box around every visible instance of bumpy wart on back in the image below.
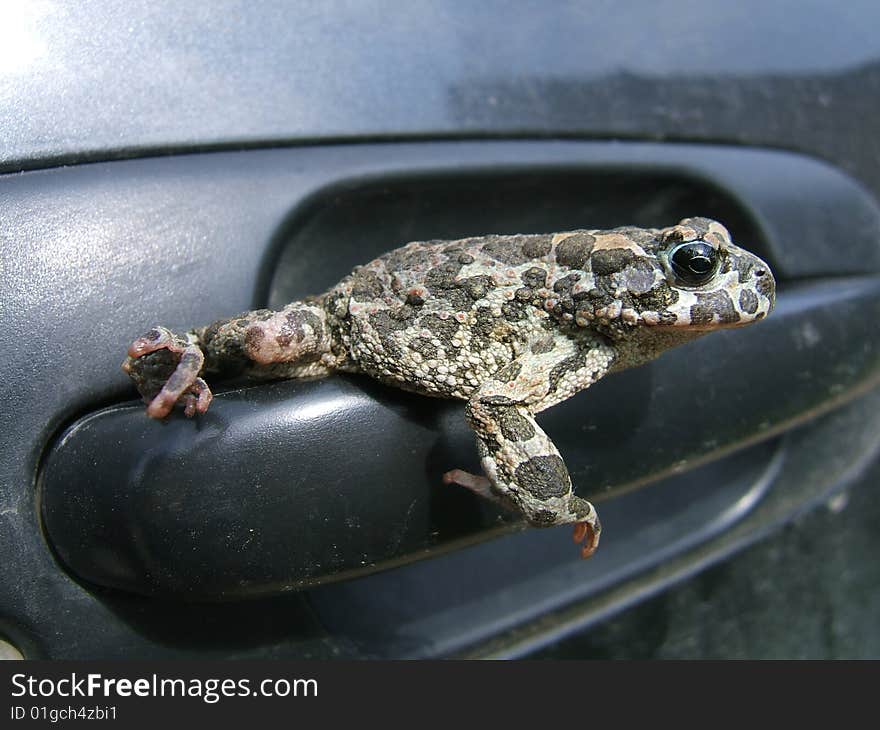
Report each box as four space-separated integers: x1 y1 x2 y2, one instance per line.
123 217 775 559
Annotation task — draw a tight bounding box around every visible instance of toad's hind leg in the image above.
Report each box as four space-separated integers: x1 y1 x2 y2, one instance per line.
444 341 614 558
124 301 335 418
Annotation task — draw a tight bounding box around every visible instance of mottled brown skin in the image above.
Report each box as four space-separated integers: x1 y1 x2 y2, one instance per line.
124 218 775 558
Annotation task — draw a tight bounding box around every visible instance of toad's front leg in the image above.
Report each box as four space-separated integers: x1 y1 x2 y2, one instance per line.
444 343 613 558
445 393 602 558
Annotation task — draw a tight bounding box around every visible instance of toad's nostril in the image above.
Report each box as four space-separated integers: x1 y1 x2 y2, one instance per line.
755 268 767 277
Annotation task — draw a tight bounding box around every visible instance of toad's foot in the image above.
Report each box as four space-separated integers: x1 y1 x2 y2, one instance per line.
442 469 497 502
444 466 601 560
122 326 212 419
573 518 601 560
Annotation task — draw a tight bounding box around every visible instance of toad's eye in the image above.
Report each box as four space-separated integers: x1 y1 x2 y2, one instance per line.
668 240 719 286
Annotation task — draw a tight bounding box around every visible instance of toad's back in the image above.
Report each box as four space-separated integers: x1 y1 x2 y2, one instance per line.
327 231 610 399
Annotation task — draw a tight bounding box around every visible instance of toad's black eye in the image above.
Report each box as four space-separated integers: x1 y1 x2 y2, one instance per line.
668 240 719 286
